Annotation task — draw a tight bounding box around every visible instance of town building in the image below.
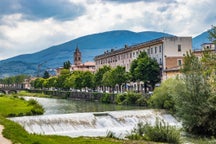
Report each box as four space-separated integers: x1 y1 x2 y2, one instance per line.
94 36 192 81
193 42 216 59
56 46 95 75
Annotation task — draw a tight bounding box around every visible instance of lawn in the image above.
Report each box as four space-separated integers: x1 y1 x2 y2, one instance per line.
0 96 34 117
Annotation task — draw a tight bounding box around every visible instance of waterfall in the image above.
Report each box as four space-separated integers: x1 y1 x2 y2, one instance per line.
9 109 181 138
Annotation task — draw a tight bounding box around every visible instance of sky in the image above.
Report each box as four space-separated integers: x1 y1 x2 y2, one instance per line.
0 0 216 60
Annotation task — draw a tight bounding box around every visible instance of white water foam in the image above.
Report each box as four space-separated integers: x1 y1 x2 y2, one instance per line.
9 109 181 138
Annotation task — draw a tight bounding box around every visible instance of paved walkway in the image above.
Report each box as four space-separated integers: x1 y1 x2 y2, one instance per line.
0 125 12 144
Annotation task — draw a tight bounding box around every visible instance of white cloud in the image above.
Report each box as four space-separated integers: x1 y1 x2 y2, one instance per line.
0 0 216 60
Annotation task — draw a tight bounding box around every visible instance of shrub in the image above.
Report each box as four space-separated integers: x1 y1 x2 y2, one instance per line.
116 92 145 106
27 99 44 115
149 78 185 112
7 113 16 117
127 118 181 144
28 99 38 105
100 93 113 103
136 96 148 106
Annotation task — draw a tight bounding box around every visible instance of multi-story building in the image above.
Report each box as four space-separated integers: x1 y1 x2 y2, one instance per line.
94 36 192 81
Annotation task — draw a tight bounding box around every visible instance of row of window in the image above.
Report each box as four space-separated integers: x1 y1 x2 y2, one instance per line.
97 45 166 65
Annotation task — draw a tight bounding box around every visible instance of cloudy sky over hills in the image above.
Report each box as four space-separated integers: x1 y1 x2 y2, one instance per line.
0 0 216 60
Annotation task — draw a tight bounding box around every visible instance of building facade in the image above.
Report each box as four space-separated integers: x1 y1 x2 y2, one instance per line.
94 36 192 81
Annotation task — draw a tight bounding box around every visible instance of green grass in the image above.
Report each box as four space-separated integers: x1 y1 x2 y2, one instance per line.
16 90 51 98
0 96 34 117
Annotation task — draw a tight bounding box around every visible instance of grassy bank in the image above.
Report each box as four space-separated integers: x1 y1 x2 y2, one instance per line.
0 95 155 144
15 90 51 98
0 95 44 117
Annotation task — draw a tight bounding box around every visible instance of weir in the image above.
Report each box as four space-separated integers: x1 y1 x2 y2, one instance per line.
9 110 181 138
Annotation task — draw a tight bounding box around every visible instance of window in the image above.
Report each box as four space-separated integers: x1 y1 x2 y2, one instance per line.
155 47 157 54
147 49 150 54
151 48 153 54
159 58 162 64
159 45 162 53
178 59 182 66
178 44 181 52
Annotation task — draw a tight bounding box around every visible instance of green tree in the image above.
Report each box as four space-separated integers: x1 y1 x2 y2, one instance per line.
63 60 71 69
33 78 45 89
94 65 111 91
46 77 57 89
43 71 50 79
112 66 128 92
149 78 185 113
72 71 84 90
130 51 160 92
102 70 115 92
56 69 70 90
176 51 216 136
82 71 95 90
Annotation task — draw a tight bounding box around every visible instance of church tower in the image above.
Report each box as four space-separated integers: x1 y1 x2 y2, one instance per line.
74 45 82 66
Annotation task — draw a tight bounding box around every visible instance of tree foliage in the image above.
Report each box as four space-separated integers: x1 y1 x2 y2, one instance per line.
149 78 185 113
63 60 71 69
176 51 216 136
94 65 111 87
43 71 50 79
130 51 160 91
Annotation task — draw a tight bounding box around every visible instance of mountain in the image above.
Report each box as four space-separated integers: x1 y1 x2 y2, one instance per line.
0 30 173 77
0 29 211 78
192 30 211 50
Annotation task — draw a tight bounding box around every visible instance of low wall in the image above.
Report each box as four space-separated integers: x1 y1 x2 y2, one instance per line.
28 89 116 102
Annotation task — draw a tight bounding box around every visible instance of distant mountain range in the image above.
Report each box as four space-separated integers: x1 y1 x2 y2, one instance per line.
0 30 212 78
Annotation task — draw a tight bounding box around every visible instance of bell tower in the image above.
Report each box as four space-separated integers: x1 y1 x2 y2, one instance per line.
74 45 82 66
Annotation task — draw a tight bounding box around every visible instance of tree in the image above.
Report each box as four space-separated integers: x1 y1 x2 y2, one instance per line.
112 66 128 92
46 77 57 89
43 70 50 79
56 69 70 90
82 71 95 90
149 78 185 113
102 69 115 92
33 78 45 89
130 51 160 92
176 51 216 136
94 65 111 91
63 60 71 69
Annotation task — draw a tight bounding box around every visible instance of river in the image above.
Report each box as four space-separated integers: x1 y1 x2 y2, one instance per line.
9 96 181 138
23 96 145 115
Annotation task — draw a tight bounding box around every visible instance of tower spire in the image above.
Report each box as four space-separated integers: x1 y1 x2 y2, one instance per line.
74 44 81 66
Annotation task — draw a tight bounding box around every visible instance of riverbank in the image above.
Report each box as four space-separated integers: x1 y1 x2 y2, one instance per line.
0 125 12 144
0 95 156 144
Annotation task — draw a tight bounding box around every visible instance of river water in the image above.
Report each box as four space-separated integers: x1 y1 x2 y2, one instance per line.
23 96 145 115
9 96 181 138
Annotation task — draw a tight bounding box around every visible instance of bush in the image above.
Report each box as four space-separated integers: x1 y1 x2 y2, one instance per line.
116 92 146 106
100 93 113 103
28 99 38 105
149 78 184 112
27 99 44 115
127 118 181 144
136 96 148 106
7 113 16 117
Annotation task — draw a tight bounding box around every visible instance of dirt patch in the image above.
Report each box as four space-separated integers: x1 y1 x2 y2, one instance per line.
0 125 12 144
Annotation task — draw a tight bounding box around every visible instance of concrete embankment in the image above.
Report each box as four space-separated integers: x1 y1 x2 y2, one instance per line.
28 89 116 102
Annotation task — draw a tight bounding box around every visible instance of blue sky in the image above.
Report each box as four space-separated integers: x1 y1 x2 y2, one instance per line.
0 0 216 60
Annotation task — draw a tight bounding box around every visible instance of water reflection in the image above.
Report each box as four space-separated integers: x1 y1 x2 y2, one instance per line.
24 97 144 115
